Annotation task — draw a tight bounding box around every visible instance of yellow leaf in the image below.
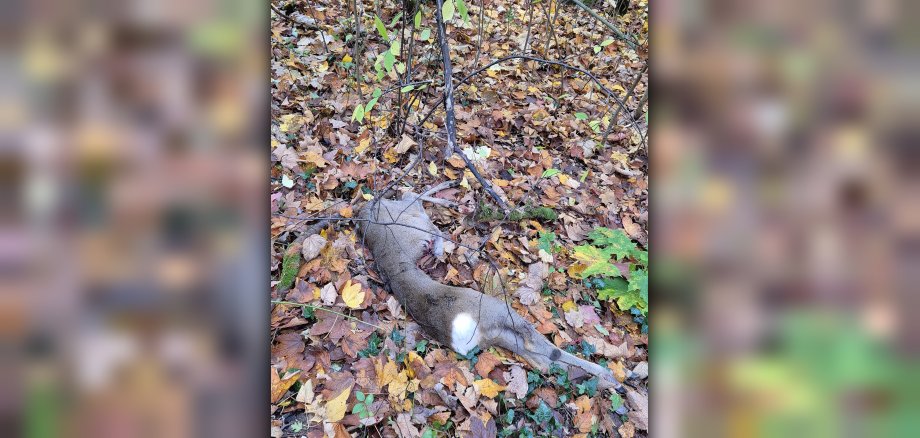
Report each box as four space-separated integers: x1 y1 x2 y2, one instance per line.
343 54 353 63
378 360 399 387
355 137 371 154
270 368 301 403
559 174 570 185
341 280 365 308
567 263 586 279
460 176 471 190
383 147 399 163
428 161 438 176
562 300 578 312
474 379 506 398
302 151 327 167
339 206 353 218
279 114 303 133
325 383 353 423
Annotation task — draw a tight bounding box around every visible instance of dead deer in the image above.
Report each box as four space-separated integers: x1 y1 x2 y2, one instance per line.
359 189 622 392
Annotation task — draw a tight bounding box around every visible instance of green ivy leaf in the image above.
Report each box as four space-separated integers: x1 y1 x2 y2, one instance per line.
609 393 624 411
537 231 556 253
420 28 431 41
442 0 455 22
373 15 389 40
574 112 588 120
541 168 560 178
532 400 553 424
572 245 619 278
414 10 422 28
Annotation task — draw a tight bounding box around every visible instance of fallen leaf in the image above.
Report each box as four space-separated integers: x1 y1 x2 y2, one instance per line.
341 280 365 308
474 379 505 398
584 336 630 358
301 234 327 261
386 296 403 318
503 365 528 399
394 413 421 437
325 382 353 423
516 262 548 306
378 360 399 387
295 379 315 404
270 368 300 403
619 421 636 438
395 133 416 154
320 282 337 306
470 415 498 438
626 388 649 430
474 351 502 377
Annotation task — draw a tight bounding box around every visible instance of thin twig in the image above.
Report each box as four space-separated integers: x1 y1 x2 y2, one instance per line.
632 88 648 120
434 0 459 157
605 63 646 146
569 0 638 49
474 0 485 65
272 301 385 331
304 1 330 54
350 0 365 100
523 0 535 54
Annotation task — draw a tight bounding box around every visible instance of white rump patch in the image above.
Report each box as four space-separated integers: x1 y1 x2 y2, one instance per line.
451 313 480 355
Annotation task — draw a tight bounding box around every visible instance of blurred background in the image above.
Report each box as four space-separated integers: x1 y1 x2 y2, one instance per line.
3 0 919 436
654 0 920 436
0 0 266 437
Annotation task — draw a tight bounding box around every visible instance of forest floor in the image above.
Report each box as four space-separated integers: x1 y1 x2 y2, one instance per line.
270 0 648 436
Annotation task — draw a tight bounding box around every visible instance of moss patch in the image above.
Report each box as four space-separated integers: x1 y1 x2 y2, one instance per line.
476 203 558 222
278 245 302 290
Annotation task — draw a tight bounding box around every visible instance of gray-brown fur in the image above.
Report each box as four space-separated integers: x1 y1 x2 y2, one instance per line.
360 192 621 391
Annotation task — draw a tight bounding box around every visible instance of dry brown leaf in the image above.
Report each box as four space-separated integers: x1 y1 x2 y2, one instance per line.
516 262 548 306
301 234 327 261
626 388 649 430
295 379 315 404
503 365 528 399
474 351 502 377
619 421 636 438
319 282 337 306
395 133 416 154
584 336 630 358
